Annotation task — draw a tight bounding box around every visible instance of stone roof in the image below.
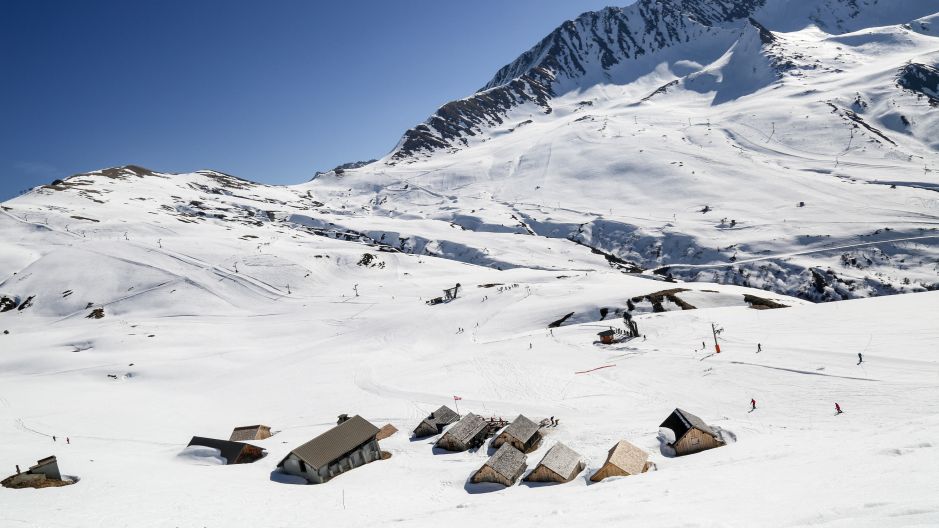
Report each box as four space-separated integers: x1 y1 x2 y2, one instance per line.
484 444 527 479
429 405 460 425
443 413 486 443
605 440 649 475
229 425 270 442
536 442 583 477
502 414 540 443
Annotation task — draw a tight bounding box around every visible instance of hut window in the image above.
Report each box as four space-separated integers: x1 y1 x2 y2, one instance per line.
690 437 700 446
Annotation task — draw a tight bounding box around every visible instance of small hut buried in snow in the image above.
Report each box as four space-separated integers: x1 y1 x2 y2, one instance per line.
590 440 651 482
2 456 70 489
659 408 725 456
598 329 616 345
28 456 61 480
471 444 528 487
525 442 585 483
278 415 381 484
413 405 460 438
229 425 271 442
491 414 543 453
376 423 398 441
186 437 266 464
435 413 488 452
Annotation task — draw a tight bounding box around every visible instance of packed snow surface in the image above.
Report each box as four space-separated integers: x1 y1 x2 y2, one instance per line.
2 0 939 525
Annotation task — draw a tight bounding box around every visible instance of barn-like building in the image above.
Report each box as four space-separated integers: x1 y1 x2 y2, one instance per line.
491 414 543 453
471 444 528 487
590 440 651 482
659 408 725 456
229 425 272 442
413 405 460 438
277 415 381 484
435 413 488 452
525 442 585 483
187 437 266 465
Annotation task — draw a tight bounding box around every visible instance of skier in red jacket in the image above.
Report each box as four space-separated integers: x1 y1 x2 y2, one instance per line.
835 403 843 414
750 398 756 411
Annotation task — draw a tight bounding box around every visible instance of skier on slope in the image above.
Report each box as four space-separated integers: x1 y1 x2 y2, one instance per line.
857 352 863 365
757 343 762 353
751 398 757 411
835 403 843 414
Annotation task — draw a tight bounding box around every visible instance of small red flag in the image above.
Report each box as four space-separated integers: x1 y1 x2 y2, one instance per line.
453 395 462 401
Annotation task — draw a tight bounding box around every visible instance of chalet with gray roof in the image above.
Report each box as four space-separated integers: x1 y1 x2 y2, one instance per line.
229 424 271 442
659 408 725 456
525 442 584 483
435 413 488 452
491 414 543 453
278 415 381 484
413 405 460 438
187 437 265 464
590 440 651 482
471 444 528 487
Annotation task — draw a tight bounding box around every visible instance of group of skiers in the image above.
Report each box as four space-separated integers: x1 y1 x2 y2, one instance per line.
749 399 843 415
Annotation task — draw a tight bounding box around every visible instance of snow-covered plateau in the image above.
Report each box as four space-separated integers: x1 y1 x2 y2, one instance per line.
2 0 938 526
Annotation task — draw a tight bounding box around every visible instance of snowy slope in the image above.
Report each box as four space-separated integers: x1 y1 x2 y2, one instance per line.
306 0 939 302
2 0 939 526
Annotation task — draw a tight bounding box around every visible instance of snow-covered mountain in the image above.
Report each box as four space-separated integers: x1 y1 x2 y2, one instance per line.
2 2 939 525
307 0 939 302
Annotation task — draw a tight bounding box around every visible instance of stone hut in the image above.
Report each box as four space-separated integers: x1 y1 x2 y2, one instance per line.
413 405 460 438
525 442 585 483
229 425 272 442
277 415 381 484
659 408 725 456
590 440 652 482
491 414 543 453
435 413 488 452
471 444 527 487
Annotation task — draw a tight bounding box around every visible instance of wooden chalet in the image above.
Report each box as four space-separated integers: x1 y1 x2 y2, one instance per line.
435 413 488 452
471 444 527 487
590 440 651 482
659 408 725 456
491 414 543 453
525 442 585 483
413 405 460 438
187 437 266 464
277 415 381 484
229 424 272 442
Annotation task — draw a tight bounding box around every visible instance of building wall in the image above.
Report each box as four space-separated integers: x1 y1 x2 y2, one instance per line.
29 461 61 481
281 439 381 484
526 461 584 483
674 428 723 456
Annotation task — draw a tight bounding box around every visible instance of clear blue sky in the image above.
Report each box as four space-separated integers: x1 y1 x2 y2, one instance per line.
0 0 625 200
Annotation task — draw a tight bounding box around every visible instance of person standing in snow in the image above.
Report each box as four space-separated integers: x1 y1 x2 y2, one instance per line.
52 436 56 442
835 403 843 414
857 353 863 365
66 437 70 445
751 398 757 411
757 343 762 353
